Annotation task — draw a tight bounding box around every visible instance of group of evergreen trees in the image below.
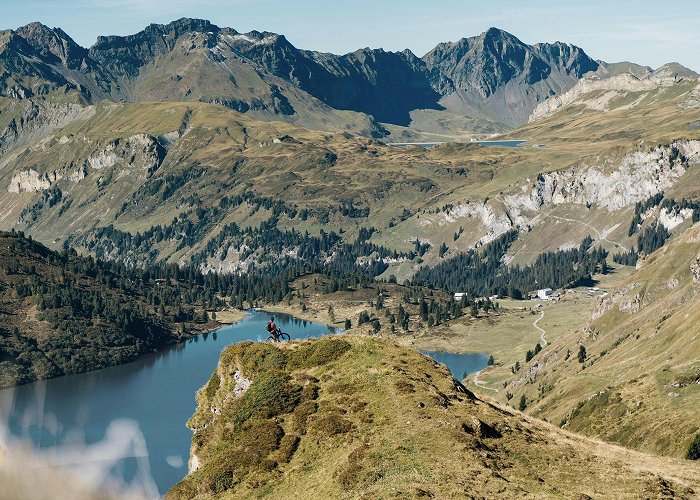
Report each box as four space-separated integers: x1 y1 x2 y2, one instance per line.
616 194 700 266
413 231 607 298
614 223 670 266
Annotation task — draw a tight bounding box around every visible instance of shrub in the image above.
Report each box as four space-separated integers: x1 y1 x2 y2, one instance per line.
337 444 368 489
687 434 700 460
221 341 288 377
578 345 587 363
300 381 319 402
292 400 318 434
519 395 527 411
311 412 353 437
275 434 300 464
204 372 220 399
231 372 301 424
198 454 237 494
289 338 351 369
394 379 415 394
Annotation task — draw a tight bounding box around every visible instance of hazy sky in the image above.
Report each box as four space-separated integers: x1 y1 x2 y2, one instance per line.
2 0 699 71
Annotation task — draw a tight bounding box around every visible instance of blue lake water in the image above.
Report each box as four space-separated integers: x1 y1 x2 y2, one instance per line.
0 312 487 497
387 140 526 148
0 311 337 497
476 140 527 147
421 351 488 381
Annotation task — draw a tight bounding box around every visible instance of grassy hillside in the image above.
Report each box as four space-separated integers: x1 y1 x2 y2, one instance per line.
0 77 698 282
503 222 700 458
0 230 219 387
168 335 700 499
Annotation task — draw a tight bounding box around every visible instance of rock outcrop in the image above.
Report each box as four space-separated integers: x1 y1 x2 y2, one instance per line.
420 141 700 249
691 253 700 283
7 168 56 193
508 141 699 212
5 133 165 193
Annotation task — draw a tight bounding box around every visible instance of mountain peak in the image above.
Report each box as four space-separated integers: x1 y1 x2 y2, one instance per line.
478 27 527 48
15 21 88 70
482 26 516 40
651 62 699 80
92 17 220 48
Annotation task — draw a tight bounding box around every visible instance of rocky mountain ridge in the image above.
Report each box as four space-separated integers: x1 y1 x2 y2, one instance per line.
2 17 681 135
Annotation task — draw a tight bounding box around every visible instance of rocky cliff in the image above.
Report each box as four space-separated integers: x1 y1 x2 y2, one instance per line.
424 28 599 126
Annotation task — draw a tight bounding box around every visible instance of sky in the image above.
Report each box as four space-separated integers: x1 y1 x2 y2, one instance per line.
2 0 699 71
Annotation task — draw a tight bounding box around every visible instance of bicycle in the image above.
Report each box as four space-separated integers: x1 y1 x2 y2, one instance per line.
267 326 291 342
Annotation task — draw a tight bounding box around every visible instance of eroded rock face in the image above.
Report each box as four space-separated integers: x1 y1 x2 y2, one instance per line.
618 294 642 314
691 254 700 283
506 141 699 213
658 207 695 230
0 101 94 155
679 82 700 110
418 141 699 249
420 201 516 247
593 284 641 320
232 370 251 397
84 134 165 173
5 133 166 193
529 74 681 121
8 169 57 193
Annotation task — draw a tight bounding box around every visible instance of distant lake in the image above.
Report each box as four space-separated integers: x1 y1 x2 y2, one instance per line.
476 140 527 147
386 140 527 148
421 351 488 381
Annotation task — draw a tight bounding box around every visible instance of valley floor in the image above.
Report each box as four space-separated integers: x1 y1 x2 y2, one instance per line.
265 266 634 400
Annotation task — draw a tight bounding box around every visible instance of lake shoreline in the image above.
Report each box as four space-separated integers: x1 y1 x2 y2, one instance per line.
0 309 248 390
262 303 489 360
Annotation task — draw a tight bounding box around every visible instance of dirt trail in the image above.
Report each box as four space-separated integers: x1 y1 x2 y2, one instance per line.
471 368 499 393
533 311 547 345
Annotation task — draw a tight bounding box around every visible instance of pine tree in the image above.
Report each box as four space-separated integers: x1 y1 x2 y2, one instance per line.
578 345 587 363
687 434 700 460
470 302 479 318
518 395 527 411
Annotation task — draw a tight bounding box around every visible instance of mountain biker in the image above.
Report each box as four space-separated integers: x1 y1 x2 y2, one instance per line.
267 317 277 336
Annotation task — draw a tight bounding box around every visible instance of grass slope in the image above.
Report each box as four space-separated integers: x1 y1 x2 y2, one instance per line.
504 222 700 458
168 335 700 499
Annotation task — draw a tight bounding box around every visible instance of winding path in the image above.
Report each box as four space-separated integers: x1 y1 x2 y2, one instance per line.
471 310 548 393
471 367 499 393
534 310 547 345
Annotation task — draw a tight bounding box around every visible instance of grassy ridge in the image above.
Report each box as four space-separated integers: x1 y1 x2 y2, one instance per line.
169 335 700 499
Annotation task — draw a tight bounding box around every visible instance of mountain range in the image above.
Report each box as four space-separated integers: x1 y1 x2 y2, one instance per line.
4 17 693 138
1 15 700 498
